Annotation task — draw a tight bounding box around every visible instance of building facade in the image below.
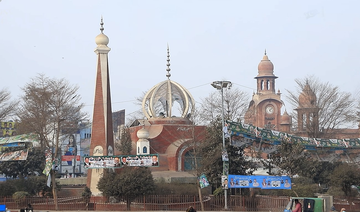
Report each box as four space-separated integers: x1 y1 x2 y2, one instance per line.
244 52 291 133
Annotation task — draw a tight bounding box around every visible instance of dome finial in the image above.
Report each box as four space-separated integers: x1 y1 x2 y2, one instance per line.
166 44 171 79
264 49 267 55
100 16 104 33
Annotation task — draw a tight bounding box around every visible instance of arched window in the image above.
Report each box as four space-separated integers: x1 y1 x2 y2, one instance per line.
143 146 147 154
184 149 201 171
261 80 264 90
138 147 140 154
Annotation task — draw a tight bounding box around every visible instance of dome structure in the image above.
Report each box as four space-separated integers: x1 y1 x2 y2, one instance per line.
299 83 316 108
137 128 149 139
95 33 109 46
257 51 274 77
281 111 291 125
95 18 109 46
142 46 195 119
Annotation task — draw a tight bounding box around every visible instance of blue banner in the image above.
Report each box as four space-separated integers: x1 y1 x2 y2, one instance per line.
228 175 291 189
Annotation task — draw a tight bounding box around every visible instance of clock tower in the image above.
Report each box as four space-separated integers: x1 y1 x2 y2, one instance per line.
244 52 291 132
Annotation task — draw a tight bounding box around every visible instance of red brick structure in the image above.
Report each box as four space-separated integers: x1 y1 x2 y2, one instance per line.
130 118 206 171
129 46 206 171
87 18 115 196
243 52 360 164
244 52 291 133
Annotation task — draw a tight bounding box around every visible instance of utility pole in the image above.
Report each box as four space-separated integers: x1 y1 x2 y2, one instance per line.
211 80 232 210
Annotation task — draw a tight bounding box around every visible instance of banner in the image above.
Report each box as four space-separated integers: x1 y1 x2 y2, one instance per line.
84 154 159 169
0 149 28 161
227 120 360 149
228 175 291 189
42 149 52 176
199 174 209 189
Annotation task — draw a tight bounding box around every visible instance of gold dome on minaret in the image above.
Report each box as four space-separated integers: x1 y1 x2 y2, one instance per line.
95 17 109 46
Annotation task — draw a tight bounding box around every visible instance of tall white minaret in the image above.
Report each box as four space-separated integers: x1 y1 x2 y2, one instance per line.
87 17 114 196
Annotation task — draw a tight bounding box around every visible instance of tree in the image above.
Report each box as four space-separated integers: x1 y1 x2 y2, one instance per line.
115 125 132 155
286 76 356 138
98 167 155 211
0 88 18 122
200 118 257 193
82 186 92 210
0 146 45 179
198 87 249 125
270 140 309 176
329 163 360 197
299 160 339 186
16 74 87 209
0 175 51 197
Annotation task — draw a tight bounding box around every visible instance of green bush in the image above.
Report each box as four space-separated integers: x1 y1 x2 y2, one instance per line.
13 191 30 207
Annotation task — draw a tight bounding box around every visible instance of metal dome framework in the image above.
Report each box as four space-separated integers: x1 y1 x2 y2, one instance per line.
142 45 195 119
142 79 195 119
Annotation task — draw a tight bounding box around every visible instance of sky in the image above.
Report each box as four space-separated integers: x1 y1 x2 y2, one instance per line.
1 0 360 124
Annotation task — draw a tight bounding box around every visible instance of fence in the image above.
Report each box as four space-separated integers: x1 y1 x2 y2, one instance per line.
1 195 291 211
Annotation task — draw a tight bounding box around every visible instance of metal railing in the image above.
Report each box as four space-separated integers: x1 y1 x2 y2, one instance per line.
6 195 360 211
1 195 293 211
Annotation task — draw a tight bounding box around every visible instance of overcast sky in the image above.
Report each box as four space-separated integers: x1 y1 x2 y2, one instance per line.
1 0 359 124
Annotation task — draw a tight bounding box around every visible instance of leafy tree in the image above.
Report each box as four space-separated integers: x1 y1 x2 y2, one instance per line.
82 186 92 210
329 163 360 197
270 140 309 176
0 147 45 179
0 176 51 197
98 167 155 210
0 88 18 122
200 118 257 193
299 160 340 186
286 76 356 138
16 74 87 209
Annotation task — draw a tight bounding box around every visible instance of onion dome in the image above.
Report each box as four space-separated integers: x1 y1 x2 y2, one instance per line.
257 50 274 77
299 83 316 108
281 111 291 125
142 45 195 119
137 128 149 140
95 17 109 46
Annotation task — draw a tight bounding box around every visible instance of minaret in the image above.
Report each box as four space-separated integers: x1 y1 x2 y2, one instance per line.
87 17 115 196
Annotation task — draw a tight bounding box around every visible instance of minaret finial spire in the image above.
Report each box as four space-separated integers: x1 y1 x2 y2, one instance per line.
100 16 104 33
166 44 171 79
264 49 267 55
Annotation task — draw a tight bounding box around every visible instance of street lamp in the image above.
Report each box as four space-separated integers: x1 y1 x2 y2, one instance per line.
211 80 232 210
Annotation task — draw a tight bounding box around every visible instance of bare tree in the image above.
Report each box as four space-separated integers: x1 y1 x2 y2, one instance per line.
286 76 356 138
16 74 87 209
0 88 18 122
116 125 132 155
199 87 249 125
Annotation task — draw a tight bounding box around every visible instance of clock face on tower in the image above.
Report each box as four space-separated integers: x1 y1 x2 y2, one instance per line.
266 105 274 114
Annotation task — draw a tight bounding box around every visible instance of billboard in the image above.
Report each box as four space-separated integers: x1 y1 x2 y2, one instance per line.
228 175 291 189
0 121 16 137
84 154 159 169
0 149 28 161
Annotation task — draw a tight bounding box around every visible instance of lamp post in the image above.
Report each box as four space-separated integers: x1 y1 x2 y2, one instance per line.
211 80 232 210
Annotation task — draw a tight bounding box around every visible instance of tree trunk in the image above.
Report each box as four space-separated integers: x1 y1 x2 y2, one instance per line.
51 170 58 210
126 198 131 211
197 184 204 211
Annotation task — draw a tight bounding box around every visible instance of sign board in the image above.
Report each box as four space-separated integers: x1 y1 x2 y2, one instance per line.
84 154 159 169
228 175 291 189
